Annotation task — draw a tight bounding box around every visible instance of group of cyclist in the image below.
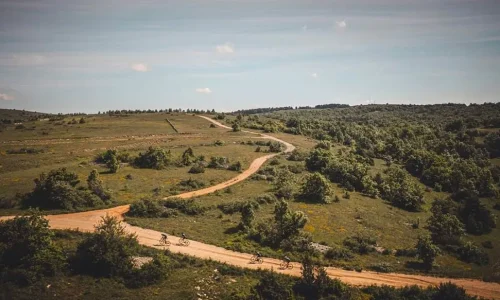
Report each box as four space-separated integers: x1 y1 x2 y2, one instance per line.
254 251 292 269
160 234 292 269
159 232 188 246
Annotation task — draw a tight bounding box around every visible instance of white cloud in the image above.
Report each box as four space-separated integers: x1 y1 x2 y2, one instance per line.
131 63 149 72
336 20 347 29
311 73 318 78
195 88 212 94
215 42 235 54
0 93 15 101
302 25 308 31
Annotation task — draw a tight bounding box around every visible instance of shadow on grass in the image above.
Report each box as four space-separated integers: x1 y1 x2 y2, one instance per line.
405 261 431 272
224 225 241 234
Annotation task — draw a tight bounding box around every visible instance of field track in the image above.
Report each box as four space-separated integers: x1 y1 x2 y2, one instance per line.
1 116 499 299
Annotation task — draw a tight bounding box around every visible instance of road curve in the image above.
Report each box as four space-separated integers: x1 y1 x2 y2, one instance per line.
1 116 499 299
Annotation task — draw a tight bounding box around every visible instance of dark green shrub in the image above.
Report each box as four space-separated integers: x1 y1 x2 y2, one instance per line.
134 146 172 169
125 254 171 288
369 262 393 273
162 198 208 215
228 161 242 171
72 216 138 277
324 246 354 260
188 163 205 174
457 241 489 265
0 211 65 285
343 234 376 254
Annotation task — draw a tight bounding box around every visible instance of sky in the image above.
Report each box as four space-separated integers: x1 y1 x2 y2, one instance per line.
0 0 499 113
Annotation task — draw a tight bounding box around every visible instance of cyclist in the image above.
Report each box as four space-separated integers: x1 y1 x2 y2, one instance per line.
181 232 187 240
256 251 262 259
283 255 291 267
161 233 168 240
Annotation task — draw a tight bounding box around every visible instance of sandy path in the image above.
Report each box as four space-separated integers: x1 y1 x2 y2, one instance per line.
1 116 499 299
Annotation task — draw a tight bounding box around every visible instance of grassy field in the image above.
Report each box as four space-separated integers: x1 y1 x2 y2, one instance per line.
1 111 499 281
0 113 264 209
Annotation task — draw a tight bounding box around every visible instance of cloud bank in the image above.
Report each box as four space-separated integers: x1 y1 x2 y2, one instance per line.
131 63 149 72
195 88 212 94
215 43 235 54
0 93 15 101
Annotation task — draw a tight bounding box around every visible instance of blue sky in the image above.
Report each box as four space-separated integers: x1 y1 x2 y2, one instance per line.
0 0 499 113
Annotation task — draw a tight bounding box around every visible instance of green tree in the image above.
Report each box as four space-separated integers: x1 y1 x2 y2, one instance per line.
87 169 111 201
415 235 440 269
240 202 255 229
180 147 195 166
106 153 120 173
298 172 332 203
232 123 241 132
273 199 308 242
22 168 104 210
134 146 172 169
379 167 425 211
0 210 65 284
252 271 294 300
274 168 295 199
73 215 138 277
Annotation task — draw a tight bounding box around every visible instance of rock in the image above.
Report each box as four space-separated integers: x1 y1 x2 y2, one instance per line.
195 286 200 291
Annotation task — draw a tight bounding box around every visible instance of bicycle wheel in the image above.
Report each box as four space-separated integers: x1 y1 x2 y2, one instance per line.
184 239 190 246
287 263 293 270
250 256 257 263
257 258 263 264
280 262 287 269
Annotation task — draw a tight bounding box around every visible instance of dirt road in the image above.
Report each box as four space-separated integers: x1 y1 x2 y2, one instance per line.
1 116 499 299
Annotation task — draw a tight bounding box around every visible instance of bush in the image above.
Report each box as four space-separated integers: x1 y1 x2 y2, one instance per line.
228 161 242 171
324 246 354 261
369 262 393 273
343 234 376 254
457 241 489 265
125 254 171 288
188 163 205 174
127 199 177 218
379 167 425 211
415 235 440 269
6 148 44 154
255 193 277 204
22 168 108 210
395 248 417 257
72 216 138 277
298 172 333 203
214 140 225 146
287 164 305 174
163 198 208 215
134 146 172 169
0 196 17 209
0 211 65 285
481 240 493 249
177 178 206 190
208 156 229 169
269 158 280 165
287 149 308 161
269 141 284 153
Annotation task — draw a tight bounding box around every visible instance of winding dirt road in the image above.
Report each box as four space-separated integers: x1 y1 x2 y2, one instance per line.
1 116 499 299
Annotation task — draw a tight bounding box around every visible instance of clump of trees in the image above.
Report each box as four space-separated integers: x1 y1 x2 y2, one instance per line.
378 167 425 211
0 211 65 285
249 199 309 250
134 146 173 169
72 216 171 287
22 168 112 210
297 172 333 203
415 235 440 269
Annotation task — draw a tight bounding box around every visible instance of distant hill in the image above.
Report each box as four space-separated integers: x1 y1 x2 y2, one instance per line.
0 109 52 123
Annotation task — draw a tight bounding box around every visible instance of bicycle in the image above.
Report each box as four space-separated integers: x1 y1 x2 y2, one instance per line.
159 235 171 246
250 255 263 264
280 261 293 270
179 237 190 246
